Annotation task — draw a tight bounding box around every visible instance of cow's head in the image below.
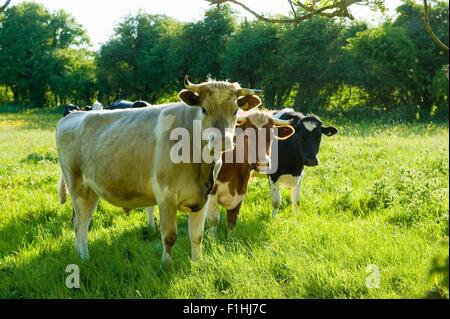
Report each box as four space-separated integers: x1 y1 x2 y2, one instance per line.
179 76 262 152
82 101 103 112
278 110 338 166
62 104 80 117
235 111 294 172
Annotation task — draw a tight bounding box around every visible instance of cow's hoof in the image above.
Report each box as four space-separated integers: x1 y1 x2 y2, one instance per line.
76 243 90 262
191 249 203 263
208 226 218 237
160 252 173 271
159 261 174 273
79 252 89 262
147 222 157 235
272 210 278 219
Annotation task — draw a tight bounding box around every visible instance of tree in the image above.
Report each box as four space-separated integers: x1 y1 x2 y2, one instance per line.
0 0 11 14
96 13 184 103
97 6 236 103
423 0 448 52
224 21 280 87
134 15 183 102
0 2 90 107
205 0 385 24
394 0 448 117
346 24 419 111
278 17 350 111
177 5 236 81
49 48 96 106
223 20 285 108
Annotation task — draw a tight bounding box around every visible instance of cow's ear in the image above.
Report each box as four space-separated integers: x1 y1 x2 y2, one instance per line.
179 89 200 106
273 125 295 140
322 126 338 136
237 95 261 110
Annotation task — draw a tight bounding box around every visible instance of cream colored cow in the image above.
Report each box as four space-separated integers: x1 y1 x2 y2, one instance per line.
56 77 261 267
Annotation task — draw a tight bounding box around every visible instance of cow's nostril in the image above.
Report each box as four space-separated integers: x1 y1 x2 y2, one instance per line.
305 159 318 166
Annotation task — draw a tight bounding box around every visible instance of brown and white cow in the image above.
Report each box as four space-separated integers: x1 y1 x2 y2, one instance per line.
205 110 295 232
56 76 261 267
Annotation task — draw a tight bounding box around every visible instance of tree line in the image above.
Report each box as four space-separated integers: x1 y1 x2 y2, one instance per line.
0 1 448 119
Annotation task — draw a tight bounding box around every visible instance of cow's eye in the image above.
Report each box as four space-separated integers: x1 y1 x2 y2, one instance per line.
233 109 238 116
202 108 207 115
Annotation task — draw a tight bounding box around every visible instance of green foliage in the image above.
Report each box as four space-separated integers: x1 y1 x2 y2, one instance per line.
96 13 183 104
0 3 90 107
224 20 283 106
393 0 449 118
346 24 418 110
224 20 280 88
0 85 13 104
428 252 449 298
279 17 349 112
49 48 96 106
179 5 236 81
430 68 449 118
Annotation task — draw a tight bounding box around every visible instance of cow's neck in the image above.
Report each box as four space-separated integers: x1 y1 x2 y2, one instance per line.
217 157 252 196
189 111 221 195
197 146 218 196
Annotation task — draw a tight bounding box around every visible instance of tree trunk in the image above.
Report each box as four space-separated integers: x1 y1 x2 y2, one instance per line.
420 92 433 119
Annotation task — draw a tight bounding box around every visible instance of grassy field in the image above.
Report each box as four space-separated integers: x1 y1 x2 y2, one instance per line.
0 108 448 299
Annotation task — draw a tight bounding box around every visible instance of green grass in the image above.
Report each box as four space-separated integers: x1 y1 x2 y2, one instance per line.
0 108 448 298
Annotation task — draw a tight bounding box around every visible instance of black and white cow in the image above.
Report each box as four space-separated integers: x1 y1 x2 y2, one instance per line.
268 108 338 218
82 101 104 112
62 104 80 117
62 102 104 117
132 100 151 108
107 100 134 109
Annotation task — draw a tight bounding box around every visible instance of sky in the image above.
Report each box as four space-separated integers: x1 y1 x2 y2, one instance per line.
13 0 403 49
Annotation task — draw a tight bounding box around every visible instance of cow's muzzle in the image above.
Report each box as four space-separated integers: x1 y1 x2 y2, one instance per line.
304 158 319 167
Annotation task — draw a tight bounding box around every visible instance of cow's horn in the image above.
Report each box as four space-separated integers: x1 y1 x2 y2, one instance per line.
272 117 292 126
237 88 263 96
184 75 200 92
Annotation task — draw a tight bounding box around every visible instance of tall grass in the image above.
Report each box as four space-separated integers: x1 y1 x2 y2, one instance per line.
0 108 448 298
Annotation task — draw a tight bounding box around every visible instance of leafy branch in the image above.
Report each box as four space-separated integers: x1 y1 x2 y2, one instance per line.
0 0 11 13
205 0 384 24
423 0 448 51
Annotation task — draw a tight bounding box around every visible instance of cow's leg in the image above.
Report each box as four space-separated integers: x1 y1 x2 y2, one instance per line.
70 186 98 261
291 170 305 210
270 179 282 219
226 201 242 231
188 197 210 261
158 202 177 268
206 193 220 235
146 206 156 233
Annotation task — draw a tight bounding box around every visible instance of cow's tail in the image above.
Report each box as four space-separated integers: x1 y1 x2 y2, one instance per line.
58 174 67 204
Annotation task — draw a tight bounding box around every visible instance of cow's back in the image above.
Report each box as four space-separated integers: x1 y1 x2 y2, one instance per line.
56 104 186 208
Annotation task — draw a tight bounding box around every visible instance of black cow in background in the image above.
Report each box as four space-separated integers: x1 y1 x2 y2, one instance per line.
132 100 151 108
268 108 338 218
107 99 150 109
62 104 80 117
107 100 133 109
62 102 104 117
62 100 149 117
